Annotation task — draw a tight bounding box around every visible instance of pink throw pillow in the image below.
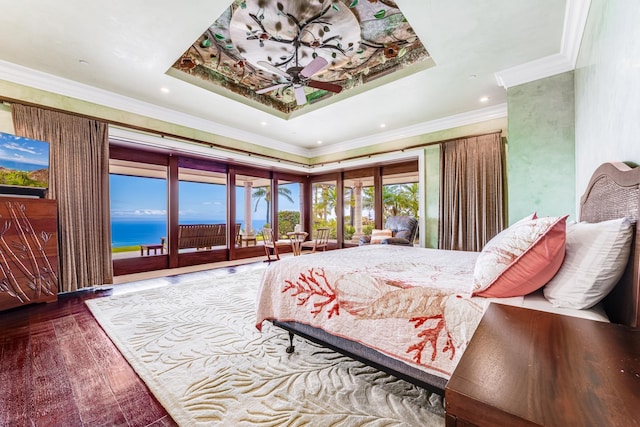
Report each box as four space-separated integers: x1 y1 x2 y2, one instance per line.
472 215 568 298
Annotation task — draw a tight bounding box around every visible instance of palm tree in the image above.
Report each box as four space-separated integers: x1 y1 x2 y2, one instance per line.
382 185 401 217
399 183 419 217
253 185 294 224
312 184 327 220
382 183 420 219
362 186 375 220
312 184 338 220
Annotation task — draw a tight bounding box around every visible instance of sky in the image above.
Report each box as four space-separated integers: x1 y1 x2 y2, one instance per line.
109 174 300 222
0 132 50 171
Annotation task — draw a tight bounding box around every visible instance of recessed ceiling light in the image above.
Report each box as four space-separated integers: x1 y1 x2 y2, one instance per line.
480 96 489 103
160 87 170 93
260 121 267 126
317 140 323 145
380 123 386 128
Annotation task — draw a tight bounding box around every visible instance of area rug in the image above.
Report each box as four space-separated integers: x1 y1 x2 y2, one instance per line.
86 265 445 426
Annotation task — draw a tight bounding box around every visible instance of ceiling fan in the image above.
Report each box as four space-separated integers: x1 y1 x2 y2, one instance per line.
256 57 343 106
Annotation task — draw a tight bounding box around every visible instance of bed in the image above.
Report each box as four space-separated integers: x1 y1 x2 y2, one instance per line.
255 161 640 394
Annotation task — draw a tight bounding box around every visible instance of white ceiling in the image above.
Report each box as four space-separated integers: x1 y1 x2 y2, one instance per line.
0 0 587 159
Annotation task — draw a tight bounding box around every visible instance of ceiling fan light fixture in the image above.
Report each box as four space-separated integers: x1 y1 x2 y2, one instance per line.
256 56 342 104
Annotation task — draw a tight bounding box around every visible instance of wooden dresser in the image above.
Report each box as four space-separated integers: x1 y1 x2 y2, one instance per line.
0 197 58 311
445 303 640 427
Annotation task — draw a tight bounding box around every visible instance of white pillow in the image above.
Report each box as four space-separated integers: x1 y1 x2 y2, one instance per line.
543 217 633 309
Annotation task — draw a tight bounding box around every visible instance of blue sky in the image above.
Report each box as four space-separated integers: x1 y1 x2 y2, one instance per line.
110 174 300 222
0 132 50 171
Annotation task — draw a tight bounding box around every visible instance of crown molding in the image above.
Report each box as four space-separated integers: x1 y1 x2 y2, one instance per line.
561 0 591 67
0 59 308 157
494 54 574 89
309 103 508 157
494 0 591 89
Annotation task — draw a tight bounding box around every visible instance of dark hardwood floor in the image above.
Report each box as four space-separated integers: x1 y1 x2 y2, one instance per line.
0 263 256 427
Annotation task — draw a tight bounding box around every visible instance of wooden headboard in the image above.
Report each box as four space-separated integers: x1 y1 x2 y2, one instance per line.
580 162 640 327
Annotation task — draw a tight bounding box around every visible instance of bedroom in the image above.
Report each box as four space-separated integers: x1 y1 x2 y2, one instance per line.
0 0 639 425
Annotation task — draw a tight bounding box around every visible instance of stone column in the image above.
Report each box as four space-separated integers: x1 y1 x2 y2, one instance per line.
244 181 254 237
351 180 364 243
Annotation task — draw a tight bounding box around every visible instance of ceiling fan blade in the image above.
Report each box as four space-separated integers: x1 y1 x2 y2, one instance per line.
256 83 289 94
294 85 307 106
256 61 290 79
307 79 343 93
300 57 328 78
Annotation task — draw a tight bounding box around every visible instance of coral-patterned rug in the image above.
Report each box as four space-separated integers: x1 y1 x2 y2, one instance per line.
86 265 445 426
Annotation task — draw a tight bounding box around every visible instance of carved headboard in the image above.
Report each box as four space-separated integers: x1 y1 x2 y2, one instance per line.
580 162 640 327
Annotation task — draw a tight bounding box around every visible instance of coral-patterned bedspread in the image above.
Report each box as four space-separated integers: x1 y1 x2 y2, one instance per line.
255 245 522 380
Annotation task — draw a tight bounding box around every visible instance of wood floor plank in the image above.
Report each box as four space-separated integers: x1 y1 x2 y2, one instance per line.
76 311 171 426
53 314 129 426
0 293 173 426
0 335 32 427
30 326 84 426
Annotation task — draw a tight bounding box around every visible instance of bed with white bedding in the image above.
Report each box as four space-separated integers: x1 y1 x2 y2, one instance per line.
255 162 640 393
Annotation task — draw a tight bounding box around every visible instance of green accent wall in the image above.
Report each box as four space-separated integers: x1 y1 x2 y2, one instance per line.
423 145 440 248
507 71 576 224
575 0 640 194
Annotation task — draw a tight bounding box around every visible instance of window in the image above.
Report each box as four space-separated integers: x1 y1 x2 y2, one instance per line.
343 174 374 245
236 174 271 246
178 168 228 251
382 173 420 222
311 179 337 241
276 179 303 237
382 163 420 244
109 160 167 258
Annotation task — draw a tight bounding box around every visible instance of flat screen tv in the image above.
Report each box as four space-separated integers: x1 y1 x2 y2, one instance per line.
0 132 50 197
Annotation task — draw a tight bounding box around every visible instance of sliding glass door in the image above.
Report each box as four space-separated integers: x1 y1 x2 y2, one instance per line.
382 164 420 245
235 173 271 247
343 172 374 246
310 179 337 241
276 178 303 236
178 168 228 252
109 160 168 259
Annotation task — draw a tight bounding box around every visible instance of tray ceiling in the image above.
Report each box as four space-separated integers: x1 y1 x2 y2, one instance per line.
169 0 434 117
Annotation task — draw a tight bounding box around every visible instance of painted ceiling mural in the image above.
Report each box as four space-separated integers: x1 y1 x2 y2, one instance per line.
170 0 433 116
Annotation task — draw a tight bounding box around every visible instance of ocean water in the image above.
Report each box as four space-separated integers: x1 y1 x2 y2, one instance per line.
111 219 267 247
